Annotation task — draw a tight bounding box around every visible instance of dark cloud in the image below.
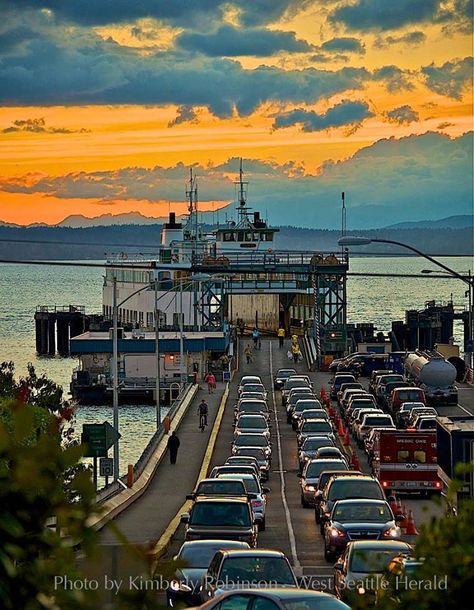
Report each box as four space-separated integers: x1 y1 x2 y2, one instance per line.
422 57 473 100
0 133 471 229
320 37 365 54
10 1 309 28
2 117 89 134
167 106 198 127
0 25 39 53
437 121 455 129
176 25 313 57
311 53 349 64
372 65 414 93
0 28 370 115
384 105 419 125
330 0 441 31
374 31 426 48
272 100 374 132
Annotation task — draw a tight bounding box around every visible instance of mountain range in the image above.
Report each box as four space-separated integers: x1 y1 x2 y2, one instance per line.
0 212 472 230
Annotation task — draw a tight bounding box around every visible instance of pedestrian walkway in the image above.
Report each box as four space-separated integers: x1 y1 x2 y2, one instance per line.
99 382 226 546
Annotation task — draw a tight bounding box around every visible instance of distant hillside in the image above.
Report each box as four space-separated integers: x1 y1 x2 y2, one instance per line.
0 224 471 260
385 215 473 229
58 212 167 227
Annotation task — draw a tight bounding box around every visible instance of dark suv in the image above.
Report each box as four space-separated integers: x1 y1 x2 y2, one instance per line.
318 474 386 532
181 497 258 547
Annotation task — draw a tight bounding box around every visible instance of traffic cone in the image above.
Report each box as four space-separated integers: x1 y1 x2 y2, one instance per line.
328 405 335 419
344 428 350 446
406 510 418 535
325 398 331 409
351 452 360 470
394 497 403 517
320 387 327 400
338 418 345 437
399 505 409 530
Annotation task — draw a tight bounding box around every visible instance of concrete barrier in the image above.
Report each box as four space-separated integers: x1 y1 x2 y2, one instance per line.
88 383 199 531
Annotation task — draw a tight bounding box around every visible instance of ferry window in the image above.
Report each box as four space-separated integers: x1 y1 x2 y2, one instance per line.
238 232 244 241
245 232 253 241
414 451 426 463
253 232 260 240
223 232 235 242
397 451 410 463
266 233 273 241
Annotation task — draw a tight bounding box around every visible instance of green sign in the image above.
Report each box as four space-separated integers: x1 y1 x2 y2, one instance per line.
82 422 121 458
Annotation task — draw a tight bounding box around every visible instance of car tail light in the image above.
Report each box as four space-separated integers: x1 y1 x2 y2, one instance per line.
435 481 442 488
252 500 263 507
381 480 388 488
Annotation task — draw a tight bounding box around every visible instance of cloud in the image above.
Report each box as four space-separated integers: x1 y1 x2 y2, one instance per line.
272 100 374 132
0 25 39 53
10 1 310 28
311 52 349 64
0 133 471 228
320 37 365 54
167 106 199 127
175 24 314 57
0 26 370 115
437 121 455 129
330 0 441 31
2 117 89 134
421 57 473 100
372 65 415 93
383 105 419 125
374 31 426 48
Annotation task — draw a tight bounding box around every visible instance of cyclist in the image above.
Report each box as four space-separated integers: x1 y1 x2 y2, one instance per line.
198 399 209 430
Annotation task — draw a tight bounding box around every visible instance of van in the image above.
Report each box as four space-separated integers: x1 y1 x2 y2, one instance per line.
389 387 426 415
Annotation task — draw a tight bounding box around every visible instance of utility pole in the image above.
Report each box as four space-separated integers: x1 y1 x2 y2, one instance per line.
155 279 161 428
112 276 120 481
179 279 184 388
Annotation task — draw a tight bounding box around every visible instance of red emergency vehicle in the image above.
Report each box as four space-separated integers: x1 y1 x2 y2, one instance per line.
371 430 442 493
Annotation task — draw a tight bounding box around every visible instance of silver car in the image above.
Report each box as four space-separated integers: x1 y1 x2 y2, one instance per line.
234 414 271 439
216 473 270 530
297 418 335 447
298 458 349 507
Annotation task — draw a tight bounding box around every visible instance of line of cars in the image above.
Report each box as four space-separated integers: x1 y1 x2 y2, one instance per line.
169 373 350 609
275 369 416 606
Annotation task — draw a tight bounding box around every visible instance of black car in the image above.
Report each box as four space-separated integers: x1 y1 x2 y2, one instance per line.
166 540 250 607
273 368 297 390
330 375 356 399
181 497 258 547
323 498 403 561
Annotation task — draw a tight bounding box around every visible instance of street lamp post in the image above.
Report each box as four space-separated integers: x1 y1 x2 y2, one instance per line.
154 279 161 429
112 276 119 481
338 236 474 367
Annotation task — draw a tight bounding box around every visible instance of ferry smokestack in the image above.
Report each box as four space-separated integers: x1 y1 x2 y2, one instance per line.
169 212 176 225
254 212 260 222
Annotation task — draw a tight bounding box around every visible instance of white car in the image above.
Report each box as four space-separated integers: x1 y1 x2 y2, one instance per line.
356 413 395 446
238 376 263 394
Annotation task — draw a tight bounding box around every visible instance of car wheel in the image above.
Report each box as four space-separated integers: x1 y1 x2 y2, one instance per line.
315 509 320 524
324 541 335 563
259 518 266 531
301 494 308 508
292 422 297 431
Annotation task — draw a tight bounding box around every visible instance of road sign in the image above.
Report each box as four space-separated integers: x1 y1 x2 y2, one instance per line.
82 422 121 457
99 457 114 477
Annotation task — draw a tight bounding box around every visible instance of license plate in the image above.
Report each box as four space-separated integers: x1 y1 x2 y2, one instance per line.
404 481 418 487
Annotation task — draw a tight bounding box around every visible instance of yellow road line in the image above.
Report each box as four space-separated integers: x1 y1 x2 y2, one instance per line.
150 384 230 561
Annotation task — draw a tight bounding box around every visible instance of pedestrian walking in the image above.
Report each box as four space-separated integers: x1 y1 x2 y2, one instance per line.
205 371 216 394
167 431 180 464
291 343 300 364
244 343 253 364
277 327 285 348
252 327 260 348
198 399 209 430
238 318 245 337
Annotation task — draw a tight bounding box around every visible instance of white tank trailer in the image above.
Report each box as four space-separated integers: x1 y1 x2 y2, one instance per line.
404 352 458 405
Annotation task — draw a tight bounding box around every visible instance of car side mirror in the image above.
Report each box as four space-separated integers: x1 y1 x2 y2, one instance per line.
180 512 190 524
185 493 195 500
334 562 344 571
395 514 405 523
262 487 270 494
297 473 302 478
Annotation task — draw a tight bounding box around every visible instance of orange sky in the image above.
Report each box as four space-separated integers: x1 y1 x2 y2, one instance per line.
0 1 472 224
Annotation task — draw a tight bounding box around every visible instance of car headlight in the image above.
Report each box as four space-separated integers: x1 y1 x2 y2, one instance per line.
304 485 315 492
330 527 346 537
383 526 400 538
170 580 192 592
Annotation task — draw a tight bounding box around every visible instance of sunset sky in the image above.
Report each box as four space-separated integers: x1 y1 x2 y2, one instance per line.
0 1 472 228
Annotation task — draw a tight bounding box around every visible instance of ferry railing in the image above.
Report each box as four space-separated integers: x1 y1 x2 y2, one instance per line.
192 250 348 268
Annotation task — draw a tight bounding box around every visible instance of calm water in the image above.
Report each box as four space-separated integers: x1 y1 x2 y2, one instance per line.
0 256 471 473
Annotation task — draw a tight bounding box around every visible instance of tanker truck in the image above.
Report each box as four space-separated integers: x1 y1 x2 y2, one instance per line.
404 351 458 405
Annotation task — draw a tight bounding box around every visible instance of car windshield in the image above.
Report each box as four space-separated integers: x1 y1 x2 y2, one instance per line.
334 377 355 387
306 461 346 478
239 403 267 412
219 557 295 585
329 480 384 501
333 503 391 522
295 401 320 412
197 481 244 495
303 438 335 451
286 379 309 390
237 417 267 429
220 476 259 494
379 376 403 384
243 384 265 393
350 401 375 409
282 597 352 610
277 370 295 379
235 435 268 447
397 391 423 401
364 416 393 426
190 502 251 526
350 548 411 573
302 421 332 433
237 448 266 461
